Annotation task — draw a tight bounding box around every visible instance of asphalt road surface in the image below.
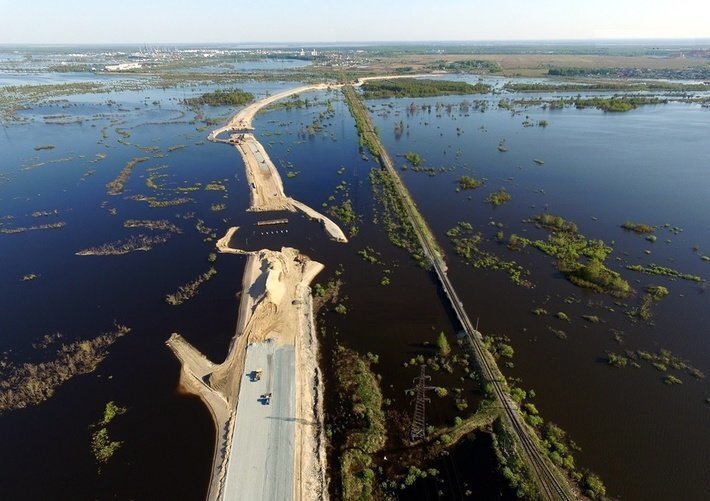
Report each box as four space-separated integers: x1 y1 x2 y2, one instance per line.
223 340 295 501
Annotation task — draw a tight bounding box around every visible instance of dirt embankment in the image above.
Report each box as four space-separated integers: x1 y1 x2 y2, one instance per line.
168 242 326 500
208 85 348 243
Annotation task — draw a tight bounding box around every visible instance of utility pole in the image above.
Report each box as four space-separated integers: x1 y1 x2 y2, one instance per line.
409 365 436 442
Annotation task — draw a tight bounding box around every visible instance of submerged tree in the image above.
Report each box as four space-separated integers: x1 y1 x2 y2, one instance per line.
437 331 451 357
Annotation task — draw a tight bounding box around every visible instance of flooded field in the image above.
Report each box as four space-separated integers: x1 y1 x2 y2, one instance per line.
0 69 708 500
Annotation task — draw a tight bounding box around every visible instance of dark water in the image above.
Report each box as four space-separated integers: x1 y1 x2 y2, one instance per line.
0 81 292 499
1 75 709 500
366 87 710 500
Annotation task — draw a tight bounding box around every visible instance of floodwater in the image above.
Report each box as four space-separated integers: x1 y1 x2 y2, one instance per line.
0 72 708 500
233 58 312 71
366 83 710 500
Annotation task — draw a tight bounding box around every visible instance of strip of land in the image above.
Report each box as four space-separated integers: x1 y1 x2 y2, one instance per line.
167 244 326 501
208 84 347 242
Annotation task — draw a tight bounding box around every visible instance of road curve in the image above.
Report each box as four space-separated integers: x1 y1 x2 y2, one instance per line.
208 83 333 142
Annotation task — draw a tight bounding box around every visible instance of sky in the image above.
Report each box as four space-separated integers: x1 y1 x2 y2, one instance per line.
0 0 708 44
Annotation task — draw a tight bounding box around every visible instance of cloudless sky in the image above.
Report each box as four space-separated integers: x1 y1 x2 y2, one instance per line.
0 0 708 44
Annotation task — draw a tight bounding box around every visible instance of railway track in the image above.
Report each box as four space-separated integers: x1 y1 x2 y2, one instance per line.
357 87 575 500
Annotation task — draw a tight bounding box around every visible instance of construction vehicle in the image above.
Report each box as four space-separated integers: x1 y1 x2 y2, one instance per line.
250 368 263 382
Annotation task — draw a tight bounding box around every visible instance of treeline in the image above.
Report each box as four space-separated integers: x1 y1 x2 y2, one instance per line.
361 78 491 99
549 66 710 80
573 96 666 112
426 59 502 73
184 89 254 107
505 81 709 92
342 85 382 156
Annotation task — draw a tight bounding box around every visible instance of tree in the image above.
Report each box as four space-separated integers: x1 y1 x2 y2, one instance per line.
582 471 607 498
437 331 451 357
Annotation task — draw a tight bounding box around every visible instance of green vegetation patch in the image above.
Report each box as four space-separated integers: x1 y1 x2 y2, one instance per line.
129 194 194 208
343 85 382 157
361 78 490 99
328 198 358 236
106 157 149 195
404 151 421 167
332 345 386 500
370 169 427 266
457 175 484 190
483 335 515 359
644 284 669 300
492 420 540 499
573 96 666 112
532 213 578 233
165 267 217 306
621 220 656 234
0 222 66 235
90 401 127 469
519 214 632 297
507 80 710 92
606 348 704 383
446 222 532 288
76 234 170 256
205 181 227 191
0 325 130 414
184 88 254 107
485 188 512 207
626 263 702 282
123 219 182 233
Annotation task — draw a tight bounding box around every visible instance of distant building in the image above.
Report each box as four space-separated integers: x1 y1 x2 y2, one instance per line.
299 48 306 57
311 49 318 57
105 62 142 72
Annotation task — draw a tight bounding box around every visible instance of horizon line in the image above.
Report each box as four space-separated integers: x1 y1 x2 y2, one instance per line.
2 37 710 47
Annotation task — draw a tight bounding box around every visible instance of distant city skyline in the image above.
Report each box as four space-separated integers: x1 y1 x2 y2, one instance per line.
0 0 708 44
